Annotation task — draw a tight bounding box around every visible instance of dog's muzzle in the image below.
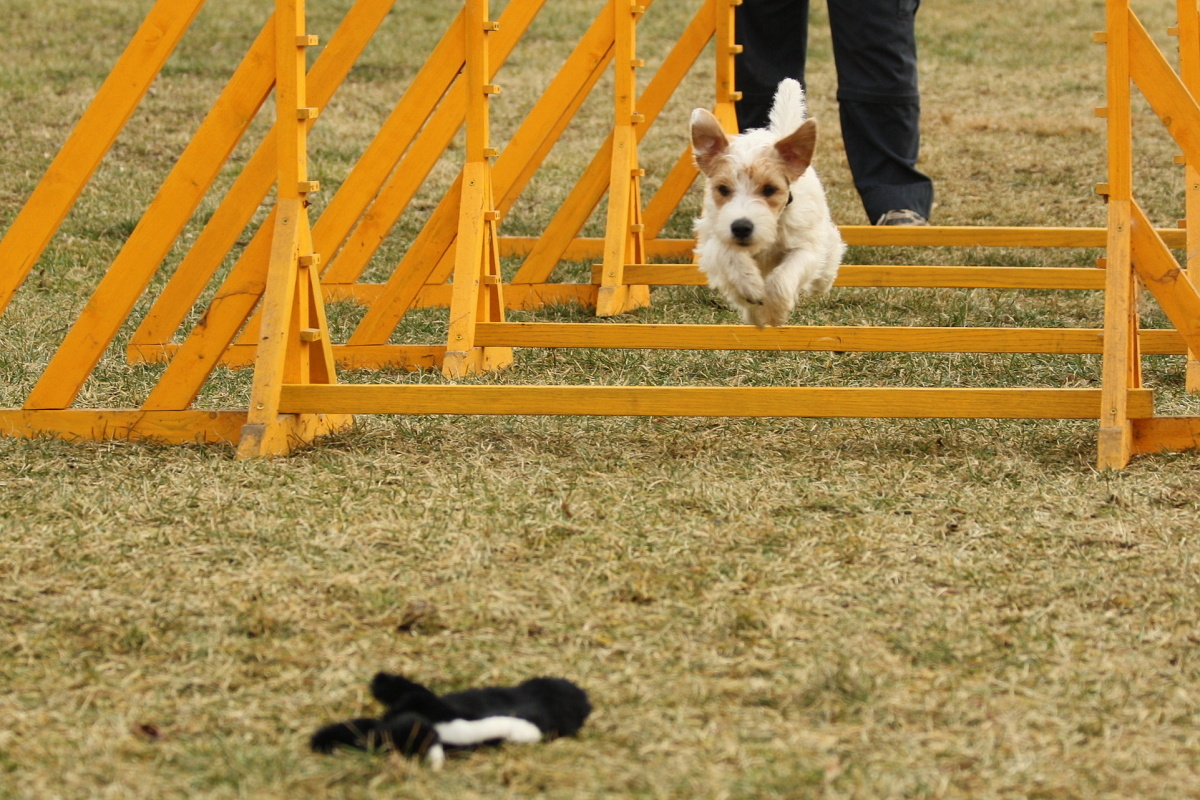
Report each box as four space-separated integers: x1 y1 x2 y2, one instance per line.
730 218 754 245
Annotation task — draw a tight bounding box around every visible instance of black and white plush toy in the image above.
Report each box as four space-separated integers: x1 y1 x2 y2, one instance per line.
311 673 592 768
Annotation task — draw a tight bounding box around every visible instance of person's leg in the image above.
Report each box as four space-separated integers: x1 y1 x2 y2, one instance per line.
734 0 809 132
827 0 933 223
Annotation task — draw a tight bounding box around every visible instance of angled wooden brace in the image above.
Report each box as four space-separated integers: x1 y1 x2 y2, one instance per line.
0 0 207 320
139 0 395 411
640 0 741 243
127 0 398 364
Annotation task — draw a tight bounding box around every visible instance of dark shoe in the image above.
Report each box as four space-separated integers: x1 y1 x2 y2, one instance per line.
875 209 928 226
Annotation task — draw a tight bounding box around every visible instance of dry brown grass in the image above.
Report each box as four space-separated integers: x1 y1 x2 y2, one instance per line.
3 1 1200 798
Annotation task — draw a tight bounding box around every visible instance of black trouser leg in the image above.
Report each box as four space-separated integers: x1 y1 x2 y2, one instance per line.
828 0 933 222
734 0 808 132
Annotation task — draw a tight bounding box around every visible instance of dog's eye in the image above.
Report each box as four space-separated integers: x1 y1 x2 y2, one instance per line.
715 184 731 197
761 185 779 198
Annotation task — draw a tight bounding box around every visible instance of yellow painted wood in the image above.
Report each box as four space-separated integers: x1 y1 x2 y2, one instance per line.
440 0 492 380
131 342 447 371
501 235 694 261
714 0 739 116
1175 0 1200 391
237 412 350 458
132 325 1190 365
490 2 619 217
596 0 648 317
471 321 1182 355
1131 415 1200 454
9 0 1200 470
315 8 465 285
22 18 277 411
643 148 701 239
1098 0 1136 471
1128 11 1200 165
343 0 608 343
236 0 349 458
319 281 599 311
441 0 512 379
279 384 1154 421
129 0 396 353
498 227 1187 261
331 346 446 371
841 225 1185 248
1130 201 1200 353
603 263 1110 289
317 0 544 289
522 0 748 286
0 410 247 446
243 201 303 427
642 0 719 238
0 0 207 318
443 174 490 377
140 208 276 410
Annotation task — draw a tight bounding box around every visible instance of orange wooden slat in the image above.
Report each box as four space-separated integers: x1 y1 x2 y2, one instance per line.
23 18 277 410
129 0 398 352
603 263 1109 289
471 321 1129 354
0 0 207 317
0 410 246 445
279 384 1155 420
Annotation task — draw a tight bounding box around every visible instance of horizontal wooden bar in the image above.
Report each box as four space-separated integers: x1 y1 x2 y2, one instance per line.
474 322 1188 355
125 327 1188 367
499 227 1187 260
600 264 1110 289
500 236 695 261
127 343 446 370
323 281 599 309
0 410 246 444
1131 416 1200 454
278 385 1155 420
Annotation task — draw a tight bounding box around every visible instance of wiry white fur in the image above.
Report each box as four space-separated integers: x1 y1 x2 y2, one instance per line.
768 78 807 135
691 79 845 327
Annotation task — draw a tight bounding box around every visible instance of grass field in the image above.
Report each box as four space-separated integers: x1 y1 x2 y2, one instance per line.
4 0 1200 798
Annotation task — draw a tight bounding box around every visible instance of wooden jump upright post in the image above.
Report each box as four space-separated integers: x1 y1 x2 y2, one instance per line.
235 0 350 457
3 0 1200 469
441 0 513 378
1094 0 1200 468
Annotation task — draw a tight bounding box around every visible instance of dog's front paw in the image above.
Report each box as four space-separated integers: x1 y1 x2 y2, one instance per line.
735 282 766 306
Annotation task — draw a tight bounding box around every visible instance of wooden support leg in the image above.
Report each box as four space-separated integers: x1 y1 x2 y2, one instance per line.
597 0 651 317
237 202 350 458
1176 0 1200 391
441 0 513 379
237 0 349 458
1098 200 1139 470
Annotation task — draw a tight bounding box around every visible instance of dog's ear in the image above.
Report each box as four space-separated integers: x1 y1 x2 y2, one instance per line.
690 109 729 173
775 119 817 182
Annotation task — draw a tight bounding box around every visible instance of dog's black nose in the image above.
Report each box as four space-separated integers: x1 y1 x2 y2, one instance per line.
730 218 754 242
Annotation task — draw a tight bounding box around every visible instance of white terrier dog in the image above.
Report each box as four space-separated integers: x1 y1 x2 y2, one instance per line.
691 79 845 327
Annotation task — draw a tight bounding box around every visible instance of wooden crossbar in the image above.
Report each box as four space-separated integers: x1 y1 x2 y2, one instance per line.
132 326 1190 371
278 384 1155 420
603 264 1112 289
471 322 1188 355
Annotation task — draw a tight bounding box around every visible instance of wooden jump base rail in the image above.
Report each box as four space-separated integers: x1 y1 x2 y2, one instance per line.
2 0 1200 468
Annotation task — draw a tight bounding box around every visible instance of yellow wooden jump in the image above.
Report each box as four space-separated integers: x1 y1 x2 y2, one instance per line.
1 0 1200 469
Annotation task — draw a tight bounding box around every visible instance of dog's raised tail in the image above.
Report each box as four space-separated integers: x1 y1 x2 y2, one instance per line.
768 78 808 136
